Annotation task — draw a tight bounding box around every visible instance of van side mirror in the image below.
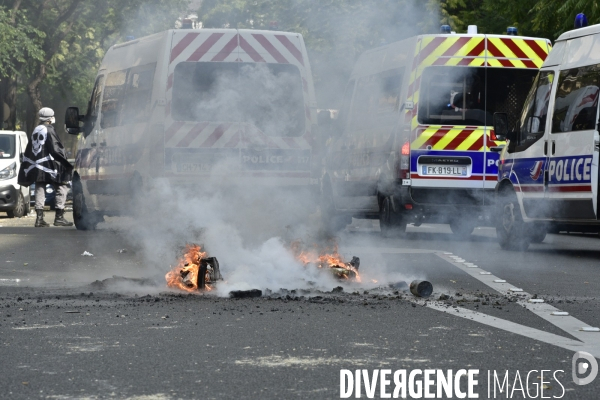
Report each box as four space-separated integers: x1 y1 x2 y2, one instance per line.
493 113 509 141
65 107 83 135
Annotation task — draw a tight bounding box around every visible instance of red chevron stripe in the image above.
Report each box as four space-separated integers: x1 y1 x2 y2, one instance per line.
187 33 225 62
417 37 448 64
444 129 475 150
524 39 548 60
200 123 231 148
211 35 238 62
170 33 200 63
275 35 304 66
239 36 265 62
440 37 472 58
164 121 184 143
282 137 300 149
467 135 484 151
417 128 449 149
486 41 516 67
252 34 288 63
224 131 240 148
176 122 209 147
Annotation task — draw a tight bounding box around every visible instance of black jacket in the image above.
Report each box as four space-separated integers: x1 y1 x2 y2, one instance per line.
18 123 73 186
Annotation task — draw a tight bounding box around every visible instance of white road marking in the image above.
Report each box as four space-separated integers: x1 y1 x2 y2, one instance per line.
436 252 600 356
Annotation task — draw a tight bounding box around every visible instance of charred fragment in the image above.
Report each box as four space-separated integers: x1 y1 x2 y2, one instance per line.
410 280 434 298
229 289 262 298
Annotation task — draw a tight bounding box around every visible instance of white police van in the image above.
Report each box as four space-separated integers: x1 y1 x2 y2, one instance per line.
494 15 600 250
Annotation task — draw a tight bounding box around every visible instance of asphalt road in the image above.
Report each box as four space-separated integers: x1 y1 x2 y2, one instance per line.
1 212 599 399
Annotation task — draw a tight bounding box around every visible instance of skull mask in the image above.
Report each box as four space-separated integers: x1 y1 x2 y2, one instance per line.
31 126 47 156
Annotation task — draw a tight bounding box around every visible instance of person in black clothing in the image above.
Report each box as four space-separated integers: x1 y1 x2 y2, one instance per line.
18 107 74 227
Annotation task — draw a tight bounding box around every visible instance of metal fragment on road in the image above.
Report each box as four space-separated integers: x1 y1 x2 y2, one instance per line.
509 288 523 292
494 279 506 283
480 272 491 275
580 327 600 332
551 311 569 316
528 299 544 303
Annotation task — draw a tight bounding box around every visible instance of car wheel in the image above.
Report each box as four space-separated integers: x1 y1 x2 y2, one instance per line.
7 192 25 218
72 179 97 231
320 181 351 233
449 218 476 238
379 196 407 238
496 188 530 251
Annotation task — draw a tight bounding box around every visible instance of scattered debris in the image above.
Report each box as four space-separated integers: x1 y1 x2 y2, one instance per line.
117 249 127 254
81 251 93 257
409 280 434 298
229 289 262 299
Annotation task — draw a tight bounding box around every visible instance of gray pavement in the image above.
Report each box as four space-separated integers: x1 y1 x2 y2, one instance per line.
1 213 599 399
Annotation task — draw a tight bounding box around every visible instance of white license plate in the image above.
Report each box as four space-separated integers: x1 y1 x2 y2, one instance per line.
422 165 467 176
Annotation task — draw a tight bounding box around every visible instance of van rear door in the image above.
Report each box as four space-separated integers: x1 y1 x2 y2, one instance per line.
165 30 314 185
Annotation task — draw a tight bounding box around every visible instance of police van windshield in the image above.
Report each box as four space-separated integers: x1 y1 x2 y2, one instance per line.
172 62 305 137
0 134 16 158
419 66 537 127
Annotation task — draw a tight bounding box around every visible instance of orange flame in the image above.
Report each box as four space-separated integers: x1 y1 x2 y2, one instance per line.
165 244 213 292
291 240 361 282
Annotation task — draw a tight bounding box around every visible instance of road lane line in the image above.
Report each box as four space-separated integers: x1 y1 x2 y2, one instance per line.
436 252 600 348
425 303 600 357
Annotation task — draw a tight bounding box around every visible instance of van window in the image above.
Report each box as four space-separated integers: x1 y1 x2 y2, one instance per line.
350 68 404 130
419 66 536 127
0 134 15 158
518 71 554 144
551 65 600 133
101 70 127 129
120 63 156 125
172 62 305 137
89 75 105 119
337 80 355 130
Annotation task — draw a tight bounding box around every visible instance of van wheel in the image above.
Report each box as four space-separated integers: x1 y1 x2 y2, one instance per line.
530 224 547 243
496 188 530 251
72 179 97 231
449 218 476 238
320 181 351 233
7 192 25 218
379 196 407 238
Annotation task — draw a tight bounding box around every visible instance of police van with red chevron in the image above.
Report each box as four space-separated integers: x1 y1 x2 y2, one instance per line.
321 25 550 236
494 14 600 250
64 28 318 230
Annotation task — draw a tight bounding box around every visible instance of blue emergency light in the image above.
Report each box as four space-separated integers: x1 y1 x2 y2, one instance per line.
441 25 451 34
507 27 518 36
575 13 588 29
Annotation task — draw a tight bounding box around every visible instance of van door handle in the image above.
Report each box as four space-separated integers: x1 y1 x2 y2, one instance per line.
544 141 548 156
595 139 599 151
551 141 556 155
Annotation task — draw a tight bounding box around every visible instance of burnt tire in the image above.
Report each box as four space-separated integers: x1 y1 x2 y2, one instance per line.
379 196 407 238
72 178 97 231
496 188 530 251
7 191 25 218
449 218 476 238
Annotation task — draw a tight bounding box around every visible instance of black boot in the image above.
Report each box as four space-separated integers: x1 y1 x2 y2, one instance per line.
35 209 50 227
54 208 74 227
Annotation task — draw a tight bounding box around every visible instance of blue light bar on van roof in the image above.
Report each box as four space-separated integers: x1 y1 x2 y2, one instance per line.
440 25 451 34
575 13 588 29
507 27 518 36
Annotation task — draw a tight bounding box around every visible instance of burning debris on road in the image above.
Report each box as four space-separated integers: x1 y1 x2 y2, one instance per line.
291 241 362 282
165 244 223 292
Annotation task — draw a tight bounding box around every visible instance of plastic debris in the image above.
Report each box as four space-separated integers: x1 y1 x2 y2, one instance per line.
81 251 93 257
528 299 544 303
580 327 600 332
551 311 569 316
509 288 523 292
117 249 127 253
494 279 507 283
